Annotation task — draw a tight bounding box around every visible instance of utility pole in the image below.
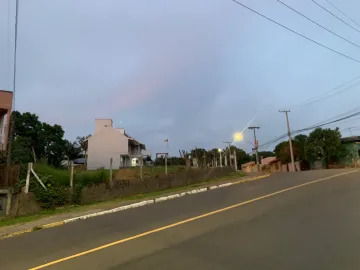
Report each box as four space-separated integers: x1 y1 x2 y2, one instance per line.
248 126 261 172
279 110 295 172
223 141 232 167
5 0 19 184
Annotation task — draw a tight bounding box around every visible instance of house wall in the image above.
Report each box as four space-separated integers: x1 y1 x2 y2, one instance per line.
87 128 129 170
95 119 113 133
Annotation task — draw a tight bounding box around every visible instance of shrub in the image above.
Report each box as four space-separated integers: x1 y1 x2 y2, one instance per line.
15 174 70 209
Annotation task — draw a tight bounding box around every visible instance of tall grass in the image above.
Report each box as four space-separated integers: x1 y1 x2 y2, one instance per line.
34 164 109 187
34 164 69 186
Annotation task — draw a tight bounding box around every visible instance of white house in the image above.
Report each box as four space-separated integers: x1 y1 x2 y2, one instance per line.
87 119 146 170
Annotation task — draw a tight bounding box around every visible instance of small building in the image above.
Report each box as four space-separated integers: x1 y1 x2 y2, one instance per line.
0 90 13 152
87 119 146 170
241 161 256 173
261 156 277 166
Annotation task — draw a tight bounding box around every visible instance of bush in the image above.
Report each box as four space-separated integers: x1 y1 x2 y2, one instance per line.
15 174 70 209
34 164 69 186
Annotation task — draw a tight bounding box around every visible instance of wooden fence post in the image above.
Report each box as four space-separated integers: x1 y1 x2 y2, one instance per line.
165 154 168 175
109 158 113 187
5 189 12 216
24 162 32 194
70 161 74 188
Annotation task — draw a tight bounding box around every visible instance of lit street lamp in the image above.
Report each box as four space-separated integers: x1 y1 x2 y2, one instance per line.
233 132 244 142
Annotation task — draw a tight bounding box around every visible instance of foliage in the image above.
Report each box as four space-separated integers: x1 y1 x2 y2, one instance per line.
305 128 343 165
190 148 208 167
34 164 70 186
274 140 300 163
258 151 276 159
76 135 91 162
11 136 33 164
154 156 185 166
15 174 70 209
293 134 308 161
64 140 82 162
10 111 84 167
188 146 251 167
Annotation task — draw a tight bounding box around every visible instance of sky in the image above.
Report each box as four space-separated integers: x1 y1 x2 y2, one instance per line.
1 0 360 156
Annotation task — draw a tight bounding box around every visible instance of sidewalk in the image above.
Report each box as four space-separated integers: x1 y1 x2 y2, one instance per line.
0 173 270 239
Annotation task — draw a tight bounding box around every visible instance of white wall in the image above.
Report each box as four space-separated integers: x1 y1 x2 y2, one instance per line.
95 119 113 133
87 128 129 170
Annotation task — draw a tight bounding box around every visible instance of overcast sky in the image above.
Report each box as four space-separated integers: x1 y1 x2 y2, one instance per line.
1 0 360 155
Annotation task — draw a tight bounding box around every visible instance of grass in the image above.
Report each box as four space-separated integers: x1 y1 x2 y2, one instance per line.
0 170 247 228
34 164 112 186
34 164 185 186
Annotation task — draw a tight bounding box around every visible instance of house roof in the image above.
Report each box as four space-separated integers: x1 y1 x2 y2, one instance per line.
261 156 278 165
341 136 360 143
241 161 256 168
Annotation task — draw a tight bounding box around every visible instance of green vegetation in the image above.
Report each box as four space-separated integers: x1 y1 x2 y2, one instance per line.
274 127 347 167
0 170 247 228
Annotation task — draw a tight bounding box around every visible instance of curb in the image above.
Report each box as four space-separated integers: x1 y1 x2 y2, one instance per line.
1 174 271 239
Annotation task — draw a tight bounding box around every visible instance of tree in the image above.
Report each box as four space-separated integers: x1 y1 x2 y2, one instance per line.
190 148 207 167
274 140 300 163
10 111 68 167
76 135 91 164
293 134 308 161
64 140 82 165
258 151 276 159
305 128 343 167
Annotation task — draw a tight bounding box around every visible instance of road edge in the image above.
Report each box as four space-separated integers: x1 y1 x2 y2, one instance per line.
1 174 270 239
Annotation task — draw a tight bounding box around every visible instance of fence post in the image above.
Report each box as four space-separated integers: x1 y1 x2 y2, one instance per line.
70 161 74 188
165 154 168 175
140 157 143 180
24 162 32 194
5 189 12 216
109 158 113 187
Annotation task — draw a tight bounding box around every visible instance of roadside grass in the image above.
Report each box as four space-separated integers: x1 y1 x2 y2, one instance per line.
34 164 185 186
0 170 247 228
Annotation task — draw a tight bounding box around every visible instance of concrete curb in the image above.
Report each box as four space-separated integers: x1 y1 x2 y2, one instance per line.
1 174 271 239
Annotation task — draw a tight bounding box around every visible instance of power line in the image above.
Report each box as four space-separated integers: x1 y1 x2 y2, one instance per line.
259 107 360 149
300 80 360 107
229 0 360 63
276 0 360 49
310 0 360 34
323 0 360 29
296 74 360 107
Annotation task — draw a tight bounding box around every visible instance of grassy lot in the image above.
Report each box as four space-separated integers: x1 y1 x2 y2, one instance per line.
0 171 246 228
34 164 112 186
115 165 185 179
34 164 185 185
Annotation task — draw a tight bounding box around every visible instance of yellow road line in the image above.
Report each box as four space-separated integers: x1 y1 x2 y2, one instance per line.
29 170 358 270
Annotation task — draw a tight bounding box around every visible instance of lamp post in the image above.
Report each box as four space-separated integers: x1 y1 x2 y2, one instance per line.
232 132 244 171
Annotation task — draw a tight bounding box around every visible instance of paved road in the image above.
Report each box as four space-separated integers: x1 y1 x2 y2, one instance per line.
1 169 360 270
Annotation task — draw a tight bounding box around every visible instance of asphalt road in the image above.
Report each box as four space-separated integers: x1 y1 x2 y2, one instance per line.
1 169 360 270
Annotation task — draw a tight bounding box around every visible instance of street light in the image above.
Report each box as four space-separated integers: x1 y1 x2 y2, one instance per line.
218 148 223 168
233 132 244 142
232 132 244 171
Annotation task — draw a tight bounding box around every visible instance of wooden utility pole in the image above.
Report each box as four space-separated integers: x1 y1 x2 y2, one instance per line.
279 110 296 172
248 126 261 172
